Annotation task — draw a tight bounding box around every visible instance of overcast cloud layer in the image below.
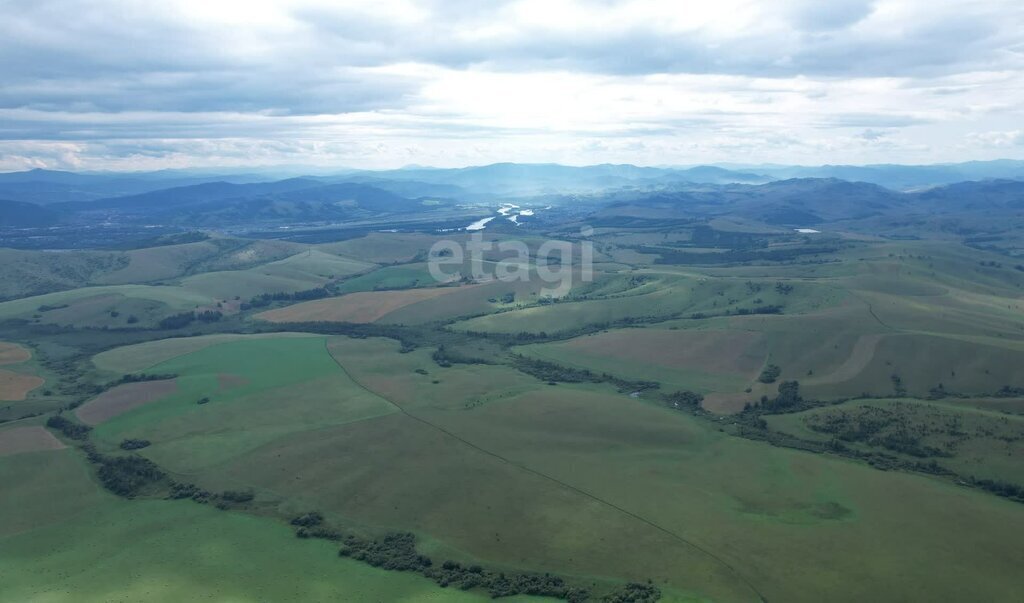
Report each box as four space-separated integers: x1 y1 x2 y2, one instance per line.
2 0 1023 170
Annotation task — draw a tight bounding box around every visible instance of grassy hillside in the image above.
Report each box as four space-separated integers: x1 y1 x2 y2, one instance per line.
46 334 1024 601
0 447 496 603
2 227 1024 602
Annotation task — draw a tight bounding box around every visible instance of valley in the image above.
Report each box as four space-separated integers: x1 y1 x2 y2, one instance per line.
2 163 1024 601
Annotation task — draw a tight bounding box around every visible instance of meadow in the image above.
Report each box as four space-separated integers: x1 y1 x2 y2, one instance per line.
2 228 1023 602
39 333 1024 602
0 446 501 603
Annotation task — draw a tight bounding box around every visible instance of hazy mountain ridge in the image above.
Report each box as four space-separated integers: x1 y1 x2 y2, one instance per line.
0 199 61 227
594 177 1024 228
0 169 270 204
731 159 1024 190
0 164 1021 240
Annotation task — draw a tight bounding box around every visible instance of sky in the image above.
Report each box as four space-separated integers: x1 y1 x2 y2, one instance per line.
1 0 1023 171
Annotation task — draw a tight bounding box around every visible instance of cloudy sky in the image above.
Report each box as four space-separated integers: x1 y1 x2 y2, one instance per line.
2 0 1023 171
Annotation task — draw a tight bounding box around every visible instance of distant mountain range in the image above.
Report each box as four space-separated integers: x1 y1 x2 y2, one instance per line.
54 179 440 226
0 161 1022 232
593 177 1024 227
349 163 772 196
0 168 273 204
713 159 1024 190
3 160 1023 206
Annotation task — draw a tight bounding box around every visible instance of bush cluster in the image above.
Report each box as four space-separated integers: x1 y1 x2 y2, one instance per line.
45 415 92 440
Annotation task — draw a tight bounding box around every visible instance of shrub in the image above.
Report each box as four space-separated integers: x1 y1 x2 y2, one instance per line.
758 364 781 384
45 415 92 440
119 438 151 450
219 490 254 503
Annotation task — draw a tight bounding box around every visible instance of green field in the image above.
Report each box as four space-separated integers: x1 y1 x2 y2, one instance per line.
764 397 1024 485
334 262 438 294
181 249 375 299
91 332 321 374
0 448 500 603
90 337 398 474
452 273 842 336
64 334 1024 601
3 230 1024 602
0 285 215 325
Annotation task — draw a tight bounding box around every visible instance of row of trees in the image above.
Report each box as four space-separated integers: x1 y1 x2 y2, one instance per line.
335 529 655 601
285 511 657 601
45 415 91 440
167 482 256 509
82 444 166 498
158 310 222 330
510 355 659 393
240 286 332 310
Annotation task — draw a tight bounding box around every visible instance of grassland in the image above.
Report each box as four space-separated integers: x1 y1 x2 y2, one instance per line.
3 230 1024 602
334 262 438 293
76 379 178 425
90 332 320 374
503 239 1024 414
452 273 841 336
0 239 379 328
70 332 1024 601
765 397 1024 485
256 286 473 323
0 447 499 603
180 249 375 300
0 284 215 328
89 336 398 474
257 277 553 326
96 239 306 285
0 247 126 301
518 327 765 393
316 232 439 263
288 337 1024 601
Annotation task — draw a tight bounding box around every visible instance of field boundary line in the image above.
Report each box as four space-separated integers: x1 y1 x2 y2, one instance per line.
324 339 768 603
848 290 899 332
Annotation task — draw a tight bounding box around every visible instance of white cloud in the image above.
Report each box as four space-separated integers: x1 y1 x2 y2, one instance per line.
1 0 1022 169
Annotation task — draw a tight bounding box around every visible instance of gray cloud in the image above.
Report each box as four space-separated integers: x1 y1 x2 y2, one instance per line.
3 0 1021 116
0 0 1022 169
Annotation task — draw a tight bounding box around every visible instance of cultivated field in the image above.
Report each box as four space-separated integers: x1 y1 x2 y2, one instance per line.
0 426 65 456
256 286 476 323
0 370 44 401
76 379 179 425
0 341 31 365
0 341 43 401
3 229 1024 602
